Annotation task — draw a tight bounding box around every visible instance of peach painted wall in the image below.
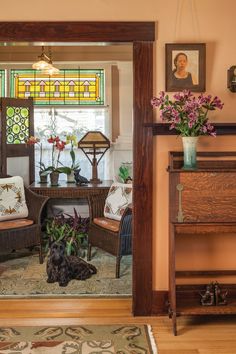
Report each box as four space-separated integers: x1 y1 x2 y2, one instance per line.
1 0 236 290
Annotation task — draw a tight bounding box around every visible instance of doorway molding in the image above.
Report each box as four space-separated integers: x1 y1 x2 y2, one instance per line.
0 21 155 315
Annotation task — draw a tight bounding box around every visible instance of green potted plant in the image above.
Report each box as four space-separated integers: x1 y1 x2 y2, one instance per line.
118 165 132 184
45 208 89 256
25 136 48 183
43 135 67 185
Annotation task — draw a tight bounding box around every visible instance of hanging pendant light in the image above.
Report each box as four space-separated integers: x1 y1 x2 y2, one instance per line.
42 47 60 75
32 46 51 70
32 46 59 75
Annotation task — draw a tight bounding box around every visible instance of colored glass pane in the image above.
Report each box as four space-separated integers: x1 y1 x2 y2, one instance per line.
0 69 6 97
6 106 29 144
10 69 104 106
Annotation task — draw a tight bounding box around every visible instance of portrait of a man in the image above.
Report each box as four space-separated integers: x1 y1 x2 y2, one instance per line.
166 43 206 92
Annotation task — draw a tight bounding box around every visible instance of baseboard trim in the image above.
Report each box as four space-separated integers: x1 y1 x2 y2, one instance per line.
151 290 168 315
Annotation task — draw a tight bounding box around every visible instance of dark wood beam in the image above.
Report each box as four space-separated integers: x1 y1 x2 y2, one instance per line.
0 22 155 42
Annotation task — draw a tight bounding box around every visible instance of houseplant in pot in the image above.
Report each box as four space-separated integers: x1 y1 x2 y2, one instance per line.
25 136 48 183
45 208 89 257
151 90 224 169
59 134 80 183
45 135 67 185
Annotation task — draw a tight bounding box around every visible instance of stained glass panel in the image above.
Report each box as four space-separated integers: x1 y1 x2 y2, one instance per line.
6 106 29 144
0 69 6 97
10 69 104 106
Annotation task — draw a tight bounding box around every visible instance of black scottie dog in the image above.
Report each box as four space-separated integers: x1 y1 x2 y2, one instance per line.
74 168 89 185
47 241 97 287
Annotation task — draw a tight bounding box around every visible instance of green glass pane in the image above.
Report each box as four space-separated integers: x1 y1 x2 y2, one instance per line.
0 69 6 97
14 115 20 123
12 124 20 134
6 106 30 144
6 107 15 118
7 135 13 143
7 119 13 127
21 107 29 118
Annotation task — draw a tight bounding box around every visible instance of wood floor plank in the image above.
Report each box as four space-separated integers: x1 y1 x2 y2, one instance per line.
1 298 236 354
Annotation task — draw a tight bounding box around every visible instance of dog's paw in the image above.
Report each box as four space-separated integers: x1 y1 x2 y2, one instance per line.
59 282 68 287
47 278 55 283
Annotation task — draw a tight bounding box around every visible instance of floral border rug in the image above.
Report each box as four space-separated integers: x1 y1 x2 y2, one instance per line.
0 325 157 353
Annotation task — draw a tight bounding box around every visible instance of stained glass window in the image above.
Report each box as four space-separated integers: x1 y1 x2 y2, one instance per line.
6 106 29 144
0 69 6 97
10 69 104 106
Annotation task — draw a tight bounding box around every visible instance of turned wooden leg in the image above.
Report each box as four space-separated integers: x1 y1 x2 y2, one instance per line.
172 312 177 336
87 243 92 261
116 256 121 278
39 244 43 264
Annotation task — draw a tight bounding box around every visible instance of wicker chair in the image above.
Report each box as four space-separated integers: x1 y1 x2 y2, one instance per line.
0 179 49 264
87 193 132 278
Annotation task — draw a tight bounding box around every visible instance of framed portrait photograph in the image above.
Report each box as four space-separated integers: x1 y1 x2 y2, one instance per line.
165 43 206 92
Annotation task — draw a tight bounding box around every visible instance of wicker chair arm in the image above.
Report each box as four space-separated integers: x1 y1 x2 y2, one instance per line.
25 187 49 224
88 194 107 219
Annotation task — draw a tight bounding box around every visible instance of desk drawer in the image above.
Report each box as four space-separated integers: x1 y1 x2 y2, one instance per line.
170 172 236 222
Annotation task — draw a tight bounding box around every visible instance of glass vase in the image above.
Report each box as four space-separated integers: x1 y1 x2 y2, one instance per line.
182 136 198 170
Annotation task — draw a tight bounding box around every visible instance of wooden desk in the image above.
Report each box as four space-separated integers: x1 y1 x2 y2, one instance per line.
168 152 236 335
29 180 113 199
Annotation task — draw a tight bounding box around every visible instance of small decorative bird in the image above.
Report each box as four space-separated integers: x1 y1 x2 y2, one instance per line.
74 169 89 186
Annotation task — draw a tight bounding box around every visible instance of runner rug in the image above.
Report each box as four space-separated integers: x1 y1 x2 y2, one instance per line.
0 324 157 353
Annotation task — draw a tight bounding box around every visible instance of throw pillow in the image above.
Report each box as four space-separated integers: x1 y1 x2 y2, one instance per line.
0 176 28 221
104 182 132 221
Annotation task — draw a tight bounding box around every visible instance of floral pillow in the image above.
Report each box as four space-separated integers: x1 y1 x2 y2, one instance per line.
104 182 132 221
0 176 28 221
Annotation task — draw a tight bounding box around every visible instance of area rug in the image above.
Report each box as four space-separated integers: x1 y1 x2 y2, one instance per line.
0 248 132 297
0 325 157 353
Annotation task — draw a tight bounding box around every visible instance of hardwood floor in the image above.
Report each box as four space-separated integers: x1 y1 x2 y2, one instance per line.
0 298 236 353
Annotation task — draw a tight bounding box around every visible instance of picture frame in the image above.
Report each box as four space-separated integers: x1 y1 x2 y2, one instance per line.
165 43 206 92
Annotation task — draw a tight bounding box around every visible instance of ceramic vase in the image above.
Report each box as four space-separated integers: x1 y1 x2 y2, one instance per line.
182 136 199 170
50 171 59 186
67 171 75 183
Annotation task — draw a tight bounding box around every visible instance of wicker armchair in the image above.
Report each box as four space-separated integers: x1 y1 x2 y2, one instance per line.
87 194 132 278
0 180 49 264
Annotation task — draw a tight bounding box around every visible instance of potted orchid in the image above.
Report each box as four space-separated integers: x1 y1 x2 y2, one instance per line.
44 135 67 185
151 90 224 169
59 134 80 183
25 136 49 183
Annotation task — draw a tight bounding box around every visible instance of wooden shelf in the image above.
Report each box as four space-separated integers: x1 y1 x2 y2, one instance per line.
176 270 236 277
145 123 236 136
177 303 236 316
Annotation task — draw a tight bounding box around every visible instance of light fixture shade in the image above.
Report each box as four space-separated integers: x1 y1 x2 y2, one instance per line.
43 65 60 75
32 46 59 74
32 59 51 70
78 131 110 184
